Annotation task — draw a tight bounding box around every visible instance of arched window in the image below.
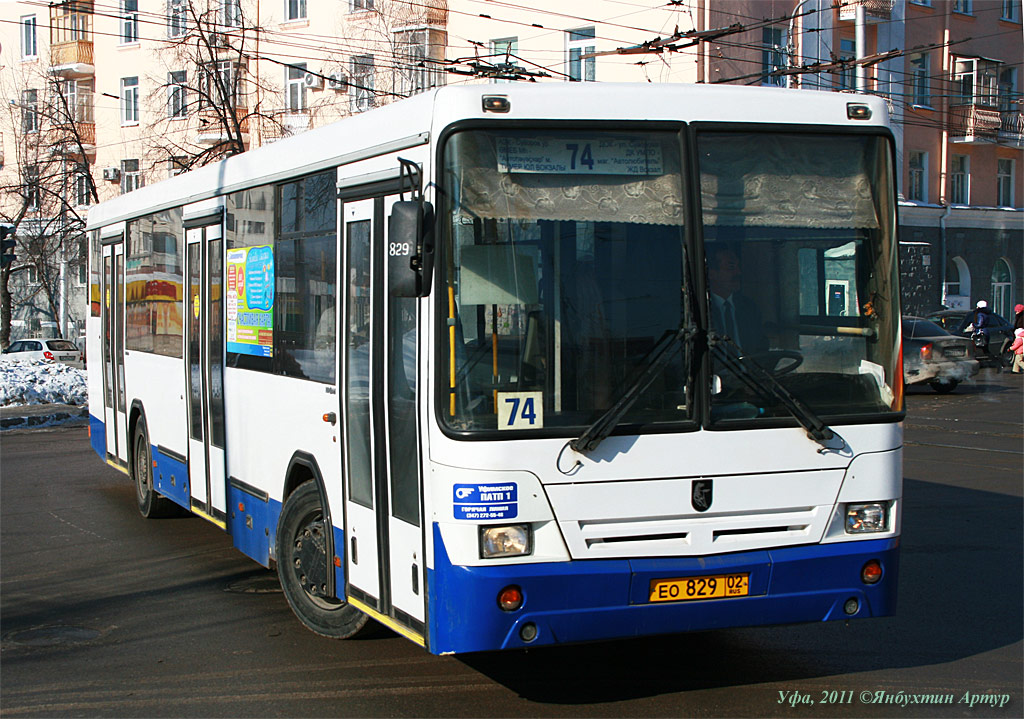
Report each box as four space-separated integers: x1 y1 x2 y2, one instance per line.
944 256 971 308
991 258 1014 317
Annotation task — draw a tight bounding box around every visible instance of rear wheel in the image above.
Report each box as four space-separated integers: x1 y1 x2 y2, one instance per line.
133 420 177 518
276 481 371 639
930 379 958 394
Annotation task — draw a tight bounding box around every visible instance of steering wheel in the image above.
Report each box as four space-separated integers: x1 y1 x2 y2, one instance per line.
746 349 803 377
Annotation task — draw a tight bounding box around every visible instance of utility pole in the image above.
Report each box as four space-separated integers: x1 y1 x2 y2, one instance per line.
855 2 867 92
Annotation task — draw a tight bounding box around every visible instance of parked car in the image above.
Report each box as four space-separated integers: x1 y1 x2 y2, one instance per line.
1 338 83 366
902 317 979 393
926 309 1015 367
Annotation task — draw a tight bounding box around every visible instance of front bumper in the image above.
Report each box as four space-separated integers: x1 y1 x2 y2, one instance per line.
426 524 898 654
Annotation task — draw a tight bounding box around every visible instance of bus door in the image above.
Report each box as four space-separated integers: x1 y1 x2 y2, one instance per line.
342 195 425 635
101 237 127 466
185 224 228 526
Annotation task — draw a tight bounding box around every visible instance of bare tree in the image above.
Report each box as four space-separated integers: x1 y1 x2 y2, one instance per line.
1 62 97 347
145 0 284 172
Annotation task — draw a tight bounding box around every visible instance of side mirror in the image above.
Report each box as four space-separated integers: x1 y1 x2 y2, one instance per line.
388 200 434 298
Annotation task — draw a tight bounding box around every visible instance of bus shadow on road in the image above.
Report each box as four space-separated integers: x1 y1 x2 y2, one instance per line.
460 478 1022 704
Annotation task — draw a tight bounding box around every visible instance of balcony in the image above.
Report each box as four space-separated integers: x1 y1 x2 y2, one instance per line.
50 40 94 77
196 106 249 146
49 3 94 77
949 103 1001 143
999 111 1024 147
839 0 893 23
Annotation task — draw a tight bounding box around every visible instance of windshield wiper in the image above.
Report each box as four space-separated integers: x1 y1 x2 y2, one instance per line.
570 324 697 454
709 333 835 448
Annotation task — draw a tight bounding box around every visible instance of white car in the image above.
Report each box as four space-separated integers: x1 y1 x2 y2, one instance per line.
1 338 83 365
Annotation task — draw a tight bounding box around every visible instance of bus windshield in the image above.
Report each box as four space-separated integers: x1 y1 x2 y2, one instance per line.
698 131 901 424
440 127 900 435
441 129 690 432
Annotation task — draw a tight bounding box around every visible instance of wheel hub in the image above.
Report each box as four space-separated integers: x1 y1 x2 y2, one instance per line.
293 518 329 599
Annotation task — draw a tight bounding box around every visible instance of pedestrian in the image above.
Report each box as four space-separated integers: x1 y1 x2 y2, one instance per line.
1015 304 1024 331
1011 328 1024 374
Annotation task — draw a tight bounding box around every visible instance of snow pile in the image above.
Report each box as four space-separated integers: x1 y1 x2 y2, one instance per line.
0 359 88 407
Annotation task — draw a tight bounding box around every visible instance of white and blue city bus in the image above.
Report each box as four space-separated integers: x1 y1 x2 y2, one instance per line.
86 84 903 654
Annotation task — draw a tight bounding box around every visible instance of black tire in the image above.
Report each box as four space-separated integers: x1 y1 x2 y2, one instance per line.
276 481 371 639
132 420 177 518
930 379 958 394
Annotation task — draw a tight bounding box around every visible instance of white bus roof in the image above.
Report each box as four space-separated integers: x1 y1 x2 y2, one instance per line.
87 83 889 231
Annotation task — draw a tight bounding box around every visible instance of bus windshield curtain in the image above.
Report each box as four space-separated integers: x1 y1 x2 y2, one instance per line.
453 133 685 226
698 134 881 229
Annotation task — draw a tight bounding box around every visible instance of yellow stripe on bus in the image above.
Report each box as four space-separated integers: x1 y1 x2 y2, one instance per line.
346 596 426 647
106 460 130 476
191 506 227 530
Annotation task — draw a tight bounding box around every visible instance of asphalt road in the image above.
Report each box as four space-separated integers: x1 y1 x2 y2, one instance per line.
1 369 1021 717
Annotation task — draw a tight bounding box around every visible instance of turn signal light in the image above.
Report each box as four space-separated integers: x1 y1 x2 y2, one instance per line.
497 585 523 611
862 560 883 584
920 343 932 361
43 351 54 360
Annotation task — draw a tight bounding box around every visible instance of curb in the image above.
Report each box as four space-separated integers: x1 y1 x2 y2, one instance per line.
0 406 89 431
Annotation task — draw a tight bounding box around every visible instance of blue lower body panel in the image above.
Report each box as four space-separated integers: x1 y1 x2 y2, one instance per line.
427 524 898 654
89 415 105 459
152 447 190 509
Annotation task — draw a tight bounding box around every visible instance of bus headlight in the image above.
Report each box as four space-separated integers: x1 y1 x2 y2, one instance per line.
480 525 532 558
845 502 890 533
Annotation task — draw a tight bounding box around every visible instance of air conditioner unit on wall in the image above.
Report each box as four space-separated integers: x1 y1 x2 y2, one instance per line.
327 72 347 91
102 167 120 182
304 72 324 90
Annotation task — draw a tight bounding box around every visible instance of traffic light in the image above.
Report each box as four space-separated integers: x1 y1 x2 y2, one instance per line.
1 224 16 269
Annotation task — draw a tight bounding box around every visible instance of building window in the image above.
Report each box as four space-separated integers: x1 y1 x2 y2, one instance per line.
999 67 1019 112
286 63 307 112
490 37 518 84
24 165 41 210
74 165 92 207
991 259 1013 317
199 60 240 108
909 0 932 5
121 159 142 194
121 0 139 44
761 27 786 87
567 27 596 82
168 0 187 37
285 0 307 21
997 159 1014 207
908 151 927 202
21 89 39 133
168 71 188 118
223 0 242 28
1002 0 1020 21
121 76 140 125
350 0 374 10
953 0 973 15
58 79 93 125
351 55 375 112
836 37 855 90
21 15 37 59
396 29 445 95
909 53 930 106
950 155 969 204
954 58 999 106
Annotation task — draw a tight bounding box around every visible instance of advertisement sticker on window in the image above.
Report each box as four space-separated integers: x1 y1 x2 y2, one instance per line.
226 245 274 357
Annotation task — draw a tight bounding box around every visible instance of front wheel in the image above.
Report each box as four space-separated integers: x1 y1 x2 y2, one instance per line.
276 481 371 639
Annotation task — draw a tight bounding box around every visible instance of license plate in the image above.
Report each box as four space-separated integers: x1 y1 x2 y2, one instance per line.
943 347 965 357
649 573 749 603
59 355 76 361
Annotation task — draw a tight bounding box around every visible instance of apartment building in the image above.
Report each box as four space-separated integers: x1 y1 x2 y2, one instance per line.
1 1 1021 341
